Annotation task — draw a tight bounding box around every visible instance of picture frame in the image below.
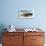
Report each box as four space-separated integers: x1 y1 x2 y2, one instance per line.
18 9 34 19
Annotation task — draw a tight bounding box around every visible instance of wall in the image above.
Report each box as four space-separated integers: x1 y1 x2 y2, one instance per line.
0 0 46 31
0 0 46 43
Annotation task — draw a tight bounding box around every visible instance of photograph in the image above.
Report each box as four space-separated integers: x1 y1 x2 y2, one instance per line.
18 9 34 19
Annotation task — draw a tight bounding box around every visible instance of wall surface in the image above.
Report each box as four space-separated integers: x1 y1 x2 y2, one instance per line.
0 0 46 43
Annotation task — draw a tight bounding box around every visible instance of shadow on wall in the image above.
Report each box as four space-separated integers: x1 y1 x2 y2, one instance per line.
0 24 7 43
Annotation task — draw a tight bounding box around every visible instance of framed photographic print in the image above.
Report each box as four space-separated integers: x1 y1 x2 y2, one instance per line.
18 9 34 19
